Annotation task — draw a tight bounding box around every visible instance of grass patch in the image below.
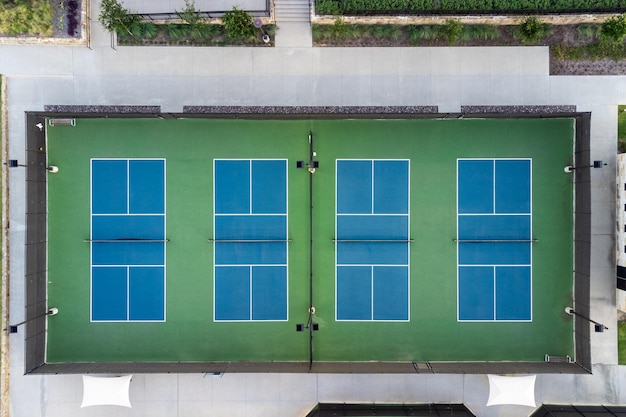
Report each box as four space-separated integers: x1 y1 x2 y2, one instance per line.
619 322 626 364
619 105 626 153
551 41 626 62
0 0 53 36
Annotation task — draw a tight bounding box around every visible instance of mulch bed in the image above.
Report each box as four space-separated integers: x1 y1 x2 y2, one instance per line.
52 0 81 38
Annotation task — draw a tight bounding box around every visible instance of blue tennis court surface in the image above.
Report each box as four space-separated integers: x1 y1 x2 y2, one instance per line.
457 159 532 321
213 159 288 321
335 160 410 321
90 159 166 321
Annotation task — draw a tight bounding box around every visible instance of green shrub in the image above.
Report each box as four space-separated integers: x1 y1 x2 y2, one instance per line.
550 0 572 8
462 24 499 41
407 25 421 44
312 24 328 40
600 14 626 43
316 0 621 14
494 0 549 9
222 6 256 39
370 24 383 39
407 24 437 44
384 24 401 41
167 23 190 39
438 19 463 45
407 0 433 10
328 18 350 39
577 23 600 40
355 24 372 38
514 16 550 44
177 0 202 26
264 24 276 36
316 0 342 14
440 0 491 10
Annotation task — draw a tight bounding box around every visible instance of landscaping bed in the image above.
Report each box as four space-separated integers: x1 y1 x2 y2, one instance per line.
116 22 276 47
312 20 626 75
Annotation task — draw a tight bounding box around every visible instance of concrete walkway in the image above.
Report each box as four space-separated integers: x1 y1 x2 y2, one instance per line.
0 1 625 416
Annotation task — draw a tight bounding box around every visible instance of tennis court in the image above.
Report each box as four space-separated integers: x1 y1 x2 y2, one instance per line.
45 117 575 365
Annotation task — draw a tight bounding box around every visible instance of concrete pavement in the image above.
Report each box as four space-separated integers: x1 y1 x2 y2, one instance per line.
0 1 625 416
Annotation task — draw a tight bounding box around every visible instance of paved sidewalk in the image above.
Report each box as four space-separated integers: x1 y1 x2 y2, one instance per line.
0 2 625 416
275 22 312 47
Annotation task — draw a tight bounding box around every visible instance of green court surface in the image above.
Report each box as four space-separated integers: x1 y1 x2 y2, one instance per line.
46 117 575 364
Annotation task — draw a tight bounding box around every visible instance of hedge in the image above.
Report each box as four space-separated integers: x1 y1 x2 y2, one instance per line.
316 0 622 16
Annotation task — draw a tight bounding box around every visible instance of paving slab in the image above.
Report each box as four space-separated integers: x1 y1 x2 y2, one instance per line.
275 23 312 48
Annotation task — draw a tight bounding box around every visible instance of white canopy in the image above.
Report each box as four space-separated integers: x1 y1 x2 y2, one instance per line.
486 374 536 407
81 375 132 408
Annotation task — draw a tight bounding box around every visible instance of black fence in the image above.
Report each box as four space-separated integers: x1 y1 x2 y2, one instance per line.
24 113 49 374
23 107 591 375
132 3 271 21
306 403 476 417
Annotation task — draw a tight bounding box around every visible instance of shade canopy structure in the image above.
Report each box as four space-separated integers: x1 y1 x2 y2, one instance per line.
81 375 132 408
487 374 536 407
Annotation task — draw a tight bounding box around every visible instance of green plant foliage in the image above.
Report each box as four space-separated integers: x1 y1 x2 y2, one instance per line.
585 0 619 6
407 25 421 44
0 0 52 36
328 18 350 39
372 24 385 39
315 0 342 15
419 25 437 40
514 16 549 44
577 23 600 40
356 24 372 38
551 40 626 61
383 24 401 41
99 0 139 35
167 23 190 40
189 23 210 38
407 0 433 10
32 0 52 35
264 24 276 36
493 0 549 10
141 22 157 38
221 6 256 39
130 21 143 38
619 322 626 364
406 24 437 44
440 0 491 10
177 0 202 26
462 24 499 41
317 0 621 14
312 24 327 40
438 19 463 45
600 14 626 43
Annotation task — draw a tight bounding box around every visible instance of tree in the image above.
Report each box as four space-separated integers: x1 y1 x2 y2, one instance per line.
98 0 139 36
177 0 202 26
177 0 211 38
600 14 626 43
221 6 256 40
